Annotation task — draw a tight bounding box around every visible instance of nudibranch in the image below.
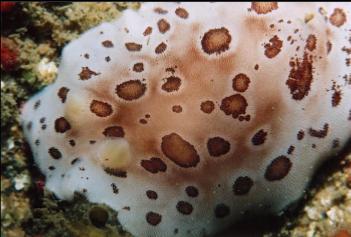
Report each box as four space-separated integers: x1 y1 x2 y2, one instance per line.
21 2 350 237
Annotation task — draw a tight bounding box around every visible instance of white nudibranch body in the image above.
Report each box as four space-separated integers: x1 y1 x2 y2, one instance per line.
21 2 351 237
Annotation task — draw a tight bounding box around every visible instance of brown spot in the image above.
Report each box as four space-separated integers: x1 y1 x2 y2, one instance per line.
79 67 100 80
133 63 144 72
201 27 231 55
161 76 181 92
175 7 189 19
286 53 314 100
161 133 200 168
35 139 40 146
154 7 168 14
40 117 46 123
309 123 329 138
207 137 230 157
55 117 71 133
312 144 316 149
34 100 41 110
185 186 199 197
103 126 125 138
105 56 111 62
125 42 142 52
146 190 158 200
220 94 248 118
251 2 278 14
139 119 147 124
141 157 167 174
157 19 170 33
287 145 295 155
176 201 193 215
329 8 347 27
306 34 317 51
332 139 340 149
172 105 183 113
297 130 305 140
58 87 69 103
49 147 62 160
215 204 230 218
71 158 79 165
233 176 254 195
332 90 342 107
327 41 332 54
232 73 250 92
111 183 118 194
84 53 89 59
143 26 152 36
41 124 47 130
104 168 127 178
254 64 259 70
102 40 113 48
200 100 215 114
251 129 267 146
116 80 146 101
90 100 113 117
146 212 162 226
265 156 292 181
69 140 76 147
264 35 283 58
155 42 167 54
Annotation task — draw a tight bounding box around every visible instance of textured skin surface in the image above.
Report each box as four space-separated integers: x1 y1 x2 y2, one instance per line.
21 2 350 237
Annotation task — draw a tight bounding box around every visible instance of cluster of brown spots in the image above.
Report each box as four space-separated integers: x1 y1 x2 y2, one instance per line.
157 19 170 33
172 105 183 113
309 123 329 138
90 100 113 117
232 73 250 92
251 2 278 14
146 212 162 226
143 26 152 36
264 35 283 58
286 53 314 100
125 42 142 52
215 204 230 218
185 186 198 197
176 201 193 215
58 87 69 103
175 7 189 19
104 168 127 178
111 183 118 194
33 100 41 110
49 147 62 160
146 190 158 200
103 126 124 138
207 137 230 157
329 8 347 27
102 40 113 48
161 133 200 168
297 130 305 140
201 27 231 55
251 129 267 145
238 114 251 122
133 63 144 72
55 117 71 133
116 80 146 101
161 76 181 92
200 100 215 114
306 34 317 51
155 42 167 54
287 145 295 155
141 157 167 174
79 67 100 80
265 156 292 181
154 7 168 14
332 89 342 107
233 176 254 195
220 94 248 118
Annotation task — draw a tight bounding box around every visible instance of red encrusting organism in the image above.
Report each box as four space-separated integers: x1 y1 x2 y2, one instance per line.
1 39 19 71
0 2 16 13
